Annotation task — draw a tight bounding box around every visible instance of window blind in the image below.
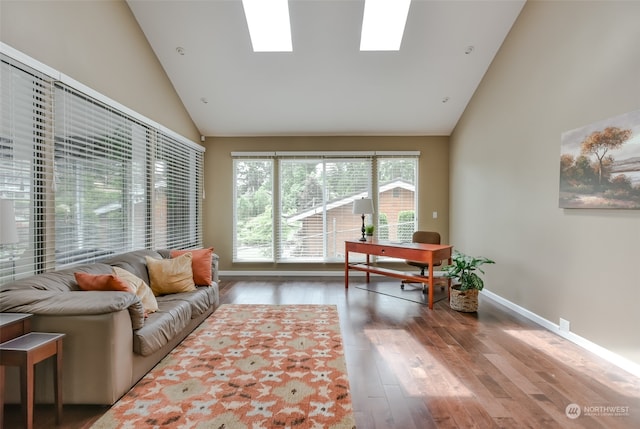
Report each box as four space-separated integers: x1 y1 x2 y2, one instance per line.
231 152 418 264
0 57 55 279
233 158 274 261
54 83 152 265
279 157 372 261
154 131 203 250
0 49 204 285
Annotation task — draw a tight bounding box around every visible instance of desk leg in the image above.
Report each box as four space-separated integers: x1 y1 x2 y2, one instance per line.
428 262 434 310
344 248 349 289
365 254 370 283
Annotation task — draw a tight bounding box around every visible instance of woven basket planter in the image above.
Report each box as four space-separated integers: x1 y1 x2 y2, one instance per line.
449 287 479 312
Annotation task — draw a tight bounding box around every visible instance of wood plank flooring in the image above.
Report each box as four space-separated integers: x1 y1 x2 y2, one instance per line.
3 277 639 428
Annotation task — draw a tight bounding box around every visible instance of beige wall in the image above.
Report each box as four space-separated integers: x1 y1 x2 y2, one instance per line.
451 0 640 366
0 0 200 142
203 136 449 272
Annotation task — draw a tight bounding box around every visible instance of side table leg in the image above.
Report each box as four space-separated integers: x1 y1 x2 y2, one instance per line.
21 358 34 429
0 365 5 429
55 340 63 424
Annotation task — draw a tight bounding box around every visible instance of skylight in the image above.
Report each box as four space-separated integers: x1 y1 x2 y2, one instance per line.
242 0 292 52
360 0 411 51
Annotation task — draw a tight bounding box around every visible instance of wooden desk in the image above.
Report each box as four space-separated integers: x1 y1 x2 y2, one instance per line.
345 240 453 309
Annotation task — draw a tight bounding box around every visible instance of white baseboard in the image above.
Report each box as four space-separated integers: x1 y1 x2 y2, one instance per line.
220 270 345 277
481 289 640 378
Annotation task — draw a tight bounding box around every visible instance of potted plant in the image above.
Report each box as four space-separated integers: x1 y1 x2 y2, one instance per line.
442 250 495 312
364 224 375 242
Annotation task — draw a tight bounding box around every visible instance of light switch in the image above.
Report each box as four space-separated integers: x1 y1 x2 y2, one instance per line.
432 211 438 219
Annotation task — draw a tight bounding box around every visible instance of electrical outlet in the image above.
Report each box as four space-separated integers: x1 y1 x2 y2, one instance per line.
559 318 570 332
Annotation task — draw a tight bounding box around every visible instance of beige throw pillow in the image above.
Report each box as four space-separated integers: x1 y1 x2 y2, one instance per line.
112 266 158 315
145 253 196 296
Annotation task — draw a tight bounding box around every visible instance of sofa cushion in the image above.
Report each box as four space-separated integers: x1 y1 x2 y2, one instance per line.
170 247 214 286
158 286 217 319
104 249 163 287
145 253 196 296
112 266 158 315
133 298 192 356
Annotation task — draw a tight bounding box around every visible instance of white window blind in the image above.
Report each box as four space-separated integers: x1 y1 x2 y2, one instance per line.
54 84 151 265
232 152 418 264
233 158 274 261
155 131 203 250
279 157 372 261
0 49 204 285
0 57 55 280
376 156 418 244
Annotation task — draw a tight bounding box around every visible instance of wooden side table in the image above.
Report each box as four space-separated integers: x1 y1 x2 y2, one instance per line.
0 313 33 343
0 332 65 429
0 313 33 426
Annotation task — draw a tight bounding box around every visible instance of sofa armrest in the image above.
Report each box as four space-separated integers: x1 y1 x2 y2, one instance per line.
0 290 145 329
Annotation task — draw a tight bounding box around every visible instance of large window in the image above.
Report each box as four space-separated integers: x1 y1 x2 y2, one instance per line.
0 50 203 285
232 152 418 263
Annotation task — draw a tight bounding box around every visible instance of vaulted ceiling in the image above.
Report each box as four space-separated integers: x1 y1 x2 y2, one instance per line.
127 0 526 137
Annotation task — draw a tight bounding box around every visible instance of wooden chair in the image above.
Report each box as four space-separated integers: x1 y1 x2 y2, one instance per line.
401 231 442 293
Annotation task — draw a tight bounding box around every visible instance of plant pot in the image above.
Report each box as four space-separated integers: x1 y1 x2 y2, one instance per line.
449 286 479 312
366 234 373 242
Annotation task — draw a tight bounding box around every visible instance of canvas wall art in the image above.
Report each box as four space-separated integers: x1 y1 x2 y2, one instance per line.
559 109 640 209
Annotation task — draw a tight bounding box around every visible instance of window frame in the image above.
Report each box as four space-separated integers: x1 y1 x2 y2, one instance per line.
232 151 419 264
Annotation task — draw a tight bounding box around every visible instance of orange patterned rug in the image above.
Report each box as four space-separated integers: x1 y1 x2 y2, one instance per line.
91 304 356 428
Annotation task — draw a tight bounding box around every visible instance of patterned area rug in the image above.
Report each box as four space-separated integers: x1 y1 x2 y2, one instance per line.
92 304 356 429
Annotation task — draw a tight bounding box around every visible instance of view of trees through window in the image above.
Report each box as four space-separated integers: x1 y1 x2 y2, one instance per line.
234 155 418 263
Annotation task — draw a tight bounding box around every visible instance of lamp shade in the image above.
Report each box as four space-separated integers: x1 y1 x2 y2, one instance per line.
0 199 19 245
352 198 374 215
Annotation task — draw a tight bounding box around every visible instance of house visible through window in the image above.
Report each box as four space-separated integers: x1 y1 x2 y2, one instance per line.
232 152 418 263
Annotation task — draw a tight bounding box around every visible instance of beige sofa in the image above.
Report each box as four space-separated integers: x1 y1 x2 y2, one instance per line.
0 249 219 405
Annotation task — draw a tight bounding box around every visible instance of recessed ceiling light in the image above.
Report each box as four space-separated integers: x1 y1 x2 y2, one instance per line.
465 45 475 55
176 47 185 55
200 97 209 104
442 97 450 103
360 0 411 51
242 0 292 52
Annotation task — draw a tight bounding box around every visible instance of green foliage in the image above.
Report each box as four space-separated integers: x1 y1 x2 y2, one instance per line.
443 250 495 291
378 213 389 240
365 224 375 235
397 210 414 242
378 159 416 183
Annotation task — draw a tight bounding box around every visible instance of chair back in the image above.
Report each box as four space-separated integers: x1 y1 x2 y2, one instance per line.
412 231 440 245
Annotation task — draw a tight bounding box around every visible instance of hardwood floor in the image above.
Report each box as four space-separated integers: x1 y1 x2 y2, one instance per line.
3 277 640 428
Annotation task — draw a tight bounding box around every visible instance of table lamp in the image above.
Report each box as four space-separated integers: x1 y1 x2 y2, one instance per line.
352 197 374 242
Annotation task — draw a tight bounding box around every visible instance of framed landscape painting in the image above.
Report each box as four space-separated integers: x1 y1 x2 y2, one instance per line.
559 109 640 209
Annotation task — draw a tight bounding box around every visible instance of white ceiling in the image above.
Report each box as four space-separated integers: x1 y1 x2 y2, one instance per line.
127 0 525 137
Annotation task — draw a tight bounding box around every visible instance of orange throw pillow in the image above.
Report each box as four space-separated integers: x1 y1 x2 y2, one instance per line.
74 272 133 293
170 247 213 285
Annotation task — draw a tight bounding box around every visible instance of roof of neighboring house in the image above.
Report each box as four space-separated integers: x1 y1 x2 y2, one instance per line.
286 179 415 223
